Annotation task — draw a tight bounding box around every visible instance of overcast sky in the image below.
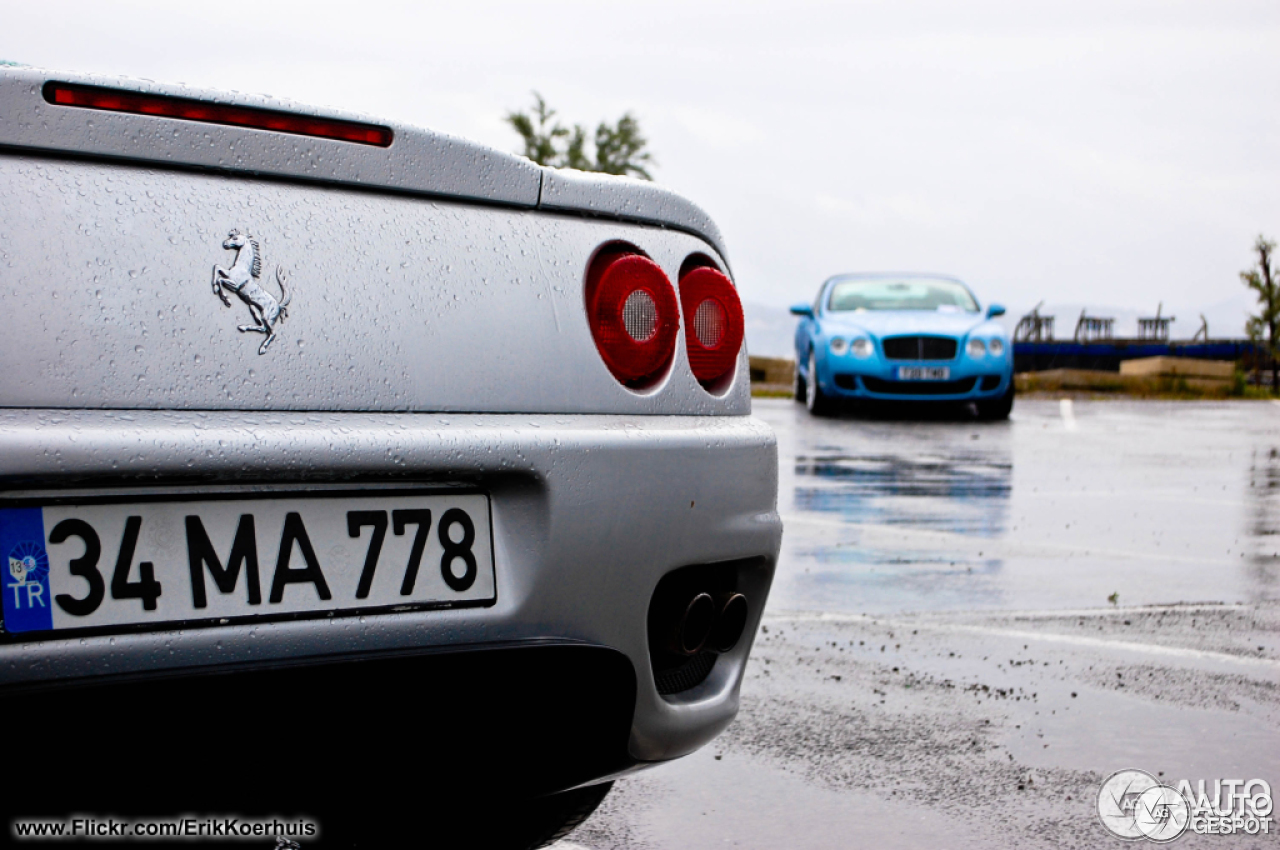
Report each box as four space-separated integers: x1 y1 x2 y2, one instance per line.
5 0 1277 332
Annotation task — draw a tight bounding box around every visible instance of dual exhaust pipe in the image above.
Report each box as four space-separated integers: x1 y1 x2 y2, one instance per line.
663 591 749 657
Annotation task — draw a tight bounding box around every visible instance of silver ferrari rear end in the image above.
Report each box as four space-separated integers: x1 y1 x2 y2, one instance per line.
0 68 779 844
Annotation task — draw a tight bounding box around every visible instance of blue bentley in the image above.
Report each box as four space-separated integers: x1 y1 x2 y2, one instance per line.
791 273 1014 418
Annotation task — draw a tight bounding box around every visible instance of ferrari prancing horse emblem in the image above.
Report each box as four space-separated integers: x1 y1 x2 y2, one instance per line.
211 229 291 355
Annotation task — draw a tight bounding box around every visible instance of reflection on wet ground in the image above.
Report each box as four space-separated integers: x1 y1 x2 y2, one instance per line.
790 448 1012 609
760 398 1280 614
793 451 1011 534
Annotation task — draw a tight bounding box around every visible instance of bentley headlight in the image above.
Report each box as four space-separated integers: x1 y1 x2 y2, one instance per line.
988 338 1005 357
830 337 848 354
851 337 873 358
967 338 987 358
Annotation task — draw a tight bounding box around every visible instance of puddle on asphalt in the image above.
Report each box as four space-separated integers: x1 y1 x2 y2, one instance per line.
784 549 1008 611
577 746 985 850
999 680 1280 782
757 399 1280 614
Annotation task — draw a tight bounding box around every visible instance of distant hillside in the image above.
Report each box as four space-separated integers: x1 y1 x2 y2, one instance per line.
743 301 800 359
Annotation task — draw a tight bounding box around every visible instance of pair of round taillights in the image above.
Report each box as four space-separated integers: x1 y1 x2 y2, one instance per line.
585 247 745 390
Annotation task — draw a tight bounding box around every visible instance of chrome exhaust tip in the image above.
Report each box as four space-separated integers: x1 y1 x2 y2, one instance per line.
666 592 716 656
709 592 749 653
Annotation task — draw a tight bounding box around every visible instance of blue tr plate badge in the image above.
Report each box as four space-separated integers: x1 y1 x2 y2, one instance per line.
1 508 53 633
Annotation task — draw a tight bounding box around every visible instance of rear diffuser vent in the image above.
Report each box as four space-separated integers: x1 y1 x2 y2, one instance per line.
654 651 717 695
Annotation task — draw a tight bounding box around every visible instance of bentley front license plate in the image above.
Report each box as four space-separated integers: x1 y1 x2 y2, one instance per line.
0 491 494 635
898 367 950 381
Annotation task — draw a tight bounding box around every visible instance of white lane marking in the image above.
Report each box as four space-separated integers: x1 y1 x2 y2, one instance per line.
1059 398 1078 431
765 610 1280 671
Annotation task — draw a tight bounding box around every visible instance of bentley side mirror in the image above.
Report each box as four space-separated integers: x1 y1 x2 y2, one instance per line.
790 303 814 318
987 304 1006 319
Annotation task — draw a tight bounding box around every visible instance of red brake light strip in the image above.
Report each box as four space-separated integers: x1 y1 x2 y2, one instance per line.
43 82 393 148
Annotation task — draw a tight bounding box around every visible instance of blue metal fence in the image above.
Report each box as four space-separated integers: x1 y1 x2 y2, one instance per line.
1014 340 1259 373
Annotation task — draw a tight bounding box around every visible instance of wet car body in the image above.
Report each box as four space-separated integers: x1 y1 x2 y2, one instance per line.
791 272 1014 417
0 68 780 843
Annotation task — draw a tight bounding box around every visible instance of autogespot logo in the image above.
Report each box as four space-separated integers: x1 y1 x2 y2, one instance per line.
1098 770 1189 842
1099 770 1274 841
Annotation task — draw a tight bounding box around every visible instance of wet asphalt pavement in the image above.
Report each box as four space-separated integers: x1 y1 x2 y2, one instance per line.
559 398 1280 849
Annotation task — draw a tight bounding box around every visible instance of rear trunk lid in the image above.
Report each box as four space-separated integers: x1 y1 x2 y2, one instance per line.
0 68 745 415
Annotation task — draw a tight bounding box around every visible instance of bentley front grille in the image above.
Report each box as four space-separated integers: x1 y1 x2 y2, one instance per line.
882 336 958 361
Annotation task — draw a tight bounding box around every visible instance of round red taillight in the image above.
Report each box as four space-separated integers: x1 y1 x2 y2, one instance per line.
586 251 680 387
679 266 744 387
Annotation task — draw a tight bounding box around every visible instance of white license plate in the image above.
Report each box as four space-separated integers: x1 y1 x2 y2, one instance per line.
0 491 494 635
898 367 950 380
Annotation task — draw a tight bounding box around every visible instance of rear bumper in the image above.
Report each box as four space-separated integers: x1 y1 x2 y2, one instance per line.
0 409 781 781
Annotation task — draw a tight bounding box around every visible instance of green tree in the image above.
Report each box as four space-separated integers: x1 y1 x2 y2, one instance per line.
504 93 566 167
1241 234 1278 392
592 113 653 180
505 93 655 180
562 124 591 171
